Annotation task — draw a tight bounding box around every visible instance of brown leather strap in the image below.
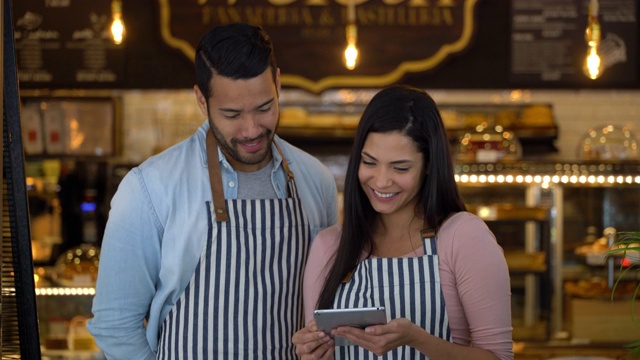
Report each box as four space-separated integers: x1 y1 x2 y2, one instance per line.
273 140 294 198
420 228 436 239
206 131 229 222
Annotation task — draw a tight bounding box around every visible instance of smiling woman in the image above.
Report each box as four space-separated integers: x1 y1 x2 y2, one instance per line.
292 85 513 360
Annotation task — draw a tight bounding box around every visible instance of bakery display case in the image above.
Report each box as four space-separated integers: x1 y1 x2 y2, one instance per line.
277 97 639 344
455 162 556 341
33 243 104 358
32 161 639 353
562 182 640 344
34 272 104 359
458 178 552 340
454 161 640 343
27 92 639 353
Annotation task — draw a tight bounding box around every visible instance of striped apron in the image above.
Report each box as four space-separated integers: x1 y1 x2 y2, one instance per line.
156 131 311 359
333 231 452 359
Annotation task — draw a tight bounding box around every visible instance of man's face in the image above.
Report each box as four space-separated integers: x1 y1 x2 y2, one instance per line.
195 68 281 172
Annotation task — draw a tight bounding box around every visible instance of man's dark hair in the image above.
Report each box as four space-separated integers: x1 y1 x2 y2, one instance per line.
195 23 278 100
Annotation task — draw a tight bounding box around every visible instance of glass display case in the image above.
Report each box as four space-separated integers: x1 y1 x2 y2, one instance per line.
34 279 104 358
454 160 640 343
29 91 639 351
457 176 552 340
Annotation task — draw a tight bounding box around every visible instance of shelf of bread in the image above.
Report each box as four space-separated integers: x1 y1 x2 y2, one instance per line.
279 103 557 141
505 251 547 273
467 204 549 221
280 106 360 132
440 103 557 137
564 278 638 300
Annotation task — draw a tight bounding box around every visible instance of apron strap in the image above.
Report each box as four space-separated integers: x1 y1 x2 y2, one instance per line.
273 140 294 198
206 130 229 222
420 228 436 239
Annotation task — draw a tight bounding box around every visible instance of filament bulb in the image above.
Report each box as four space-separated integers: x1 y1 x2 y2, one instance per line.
344 43 358 70
111 16 124 45
583 45 603 80
583 0 602 79
111 0 125 45
343 23 358 70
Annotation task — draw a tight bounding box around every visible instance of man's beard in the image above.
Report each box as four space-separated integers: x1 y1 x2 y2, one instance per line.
208 120 274 166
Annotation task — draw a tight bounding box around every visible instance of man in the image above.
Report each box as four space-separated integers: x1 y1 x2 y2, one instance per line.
88 23 339 359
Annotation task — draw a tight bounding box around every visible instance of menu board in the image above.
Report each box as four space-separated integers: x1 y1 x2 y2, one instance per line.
13 0 125 87
510 0 637 85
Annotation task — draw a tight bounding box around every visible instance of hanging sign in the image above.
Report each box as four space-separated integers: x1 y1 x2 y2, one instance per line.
159 0 478 93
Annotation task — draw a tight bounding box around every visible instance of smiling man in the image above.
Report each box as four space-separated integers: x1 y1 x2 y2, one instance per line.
88 23 339 360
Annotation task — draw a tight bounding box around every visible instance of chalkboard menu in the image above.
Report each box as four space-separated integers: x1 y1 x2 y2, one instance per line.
11 1 640 90
13 0 125 88
510 0 637 86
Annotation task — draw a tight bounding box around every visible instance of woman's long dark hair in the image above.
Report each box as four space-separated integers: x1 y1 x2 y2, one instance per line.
317 85 466 309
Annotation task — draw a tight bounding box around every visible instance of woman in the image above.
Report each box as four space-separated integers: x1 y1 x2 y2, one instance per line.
292 85 513 359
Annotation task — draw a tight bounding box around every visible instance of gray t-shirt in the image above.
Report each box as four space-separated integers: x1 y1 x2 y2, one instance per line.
236 159 278 199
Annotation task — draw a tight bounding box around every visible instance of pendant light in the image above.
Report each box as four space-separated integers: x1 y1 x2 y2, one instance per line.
583 0 603 79
111 0 125 45
343 0 359 70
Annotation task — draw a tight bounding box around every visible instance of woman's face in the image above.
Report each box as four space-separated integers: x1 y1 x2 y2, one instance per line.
358 131 425 217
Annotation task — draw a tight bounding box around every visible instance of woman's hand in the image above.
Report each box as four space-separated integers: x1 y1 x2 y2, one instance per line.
292 320 335 360
332 318 421 356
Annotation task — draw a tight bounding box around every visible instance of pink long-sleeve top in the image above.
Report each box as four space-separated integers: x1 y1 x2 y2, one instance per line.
303 211 513 359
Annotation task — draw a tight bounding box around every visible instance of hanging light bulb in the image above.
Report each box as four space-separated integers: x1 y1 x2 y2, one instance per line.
111 0 125 45
343 0 358 70
583 0 602 79
344 24 358 70
584 46 603 79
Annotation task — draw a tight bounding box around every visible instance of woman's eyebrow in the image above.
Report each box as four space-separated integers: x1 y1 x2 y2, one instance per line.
361 151 414 165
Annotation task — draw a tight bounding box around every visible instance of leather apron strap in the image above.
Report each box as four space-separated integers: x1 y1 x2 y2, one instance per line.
273 140 294 197
206 130 229 222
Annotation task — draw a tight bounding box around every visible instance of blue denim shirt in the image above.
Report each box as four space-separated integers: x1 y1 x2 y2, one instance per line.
88 121 339 360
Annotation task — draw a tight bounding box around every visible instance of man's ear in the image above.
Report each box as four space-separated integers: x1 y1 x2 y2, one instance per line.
194 85 208 116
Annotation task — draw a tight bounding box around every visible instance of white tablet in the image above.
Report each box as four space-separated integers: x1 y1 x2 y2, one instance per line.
313 307 387 346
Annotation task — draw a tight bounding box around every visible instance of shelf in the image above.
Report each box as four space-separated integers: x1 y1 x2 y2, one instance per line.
512 320 548 341
277 125 557 147
467 204 549 221
41 349 105 360
277 125 356 141
278 102 559 156
506 251 547 273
